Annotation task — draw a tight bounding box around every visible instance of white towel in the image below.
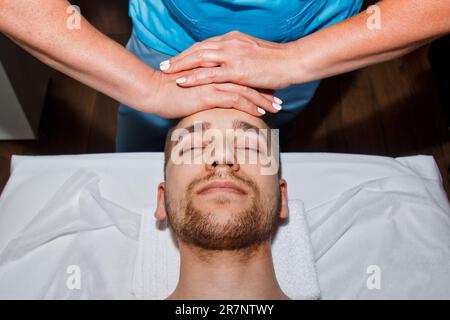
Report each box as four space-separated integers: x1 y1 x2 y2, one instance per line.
131 199 320 300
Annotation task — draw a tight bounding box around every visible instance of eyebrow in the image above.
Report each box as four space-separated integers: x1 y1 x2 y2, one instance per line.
173 119 266 147
183 120 262 132
232 120 262 132
183 121 211 134
171 122 210 148
233 120 269 148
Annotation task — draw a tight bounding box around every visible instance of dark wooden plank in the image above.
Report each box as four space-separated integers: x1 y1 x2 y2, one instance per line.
286 76 343 152
0 156 11 195
338 69 388 155
36 71 98 155
72 0 132 36
87 92 119 153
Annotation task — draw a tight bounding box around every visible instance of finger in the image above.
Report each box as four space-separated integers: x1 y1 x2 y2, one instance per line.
261 92 284 106
214 83 282 113
160 41 219 69
175 67 231 87
200 87 265 117
256 89 283 105
173 42 218 61
162 34 231 68
162 50 224 73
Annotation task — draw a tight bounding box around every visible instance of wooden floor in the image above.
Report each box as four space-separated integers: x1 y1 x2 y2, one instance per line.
1 0 449 198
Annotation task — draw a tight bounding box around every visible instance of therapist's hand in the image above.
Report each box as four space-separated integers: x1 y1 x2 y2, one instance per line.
149 71 281 119
158 31 295 90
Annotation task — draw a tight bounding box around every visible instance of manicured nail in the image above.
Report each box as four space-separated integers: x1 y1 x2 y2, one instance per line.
257 107 266 115
274 96 283 105
272 102 282 111
159 63 170 71
176 77 187 84
160 60 170 65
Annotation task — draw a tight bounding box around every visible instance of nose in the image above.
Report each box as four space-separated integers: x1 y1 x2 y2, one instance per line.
205 146 240 173
206 159 240 172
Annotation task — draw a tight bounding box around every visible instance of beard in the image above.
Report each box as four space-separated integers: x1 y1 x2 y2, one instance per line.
164 172 281 252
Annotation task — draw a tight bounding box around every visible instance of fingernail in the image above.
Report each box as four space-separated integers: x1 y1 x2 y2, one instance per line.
274 96 283 105
272 102 282 111
176 77 187 84
257 107 266 115
160 60 170 65
160 63 171 71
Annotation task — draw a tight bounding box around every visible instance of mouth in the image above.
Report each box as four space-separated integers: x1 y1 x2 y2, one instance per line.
196 180 247 196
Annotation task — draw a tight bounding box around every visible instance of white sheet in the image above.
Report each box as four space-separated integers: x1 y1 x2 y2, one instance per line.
0 168 319 299
0 152 449 299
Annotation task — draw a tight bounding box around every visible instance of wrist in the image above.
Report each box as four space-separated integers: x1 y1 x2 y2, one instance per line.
134 70 164 115
283 40 319 85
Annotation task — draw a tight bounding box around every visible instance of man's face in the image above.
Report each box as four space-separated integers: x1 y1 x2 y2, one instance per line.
156 109 288 251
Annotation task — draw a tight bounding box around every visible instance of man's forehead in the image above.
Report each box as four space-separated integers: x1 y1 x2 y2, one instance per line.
177 110 268 132
178 119 267 134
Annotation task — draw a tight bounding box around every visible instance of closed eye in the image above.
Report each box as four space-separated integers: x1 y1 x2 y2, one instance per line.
182 146 204 153
236 146 259 152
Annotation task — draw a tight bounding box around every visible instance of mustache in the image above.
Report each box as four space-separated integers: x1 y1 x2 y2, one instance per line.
187 170 258 195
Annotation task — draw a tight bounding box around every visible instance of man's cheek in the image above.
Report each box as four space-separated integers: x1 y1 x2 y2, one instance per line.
166 164 188 182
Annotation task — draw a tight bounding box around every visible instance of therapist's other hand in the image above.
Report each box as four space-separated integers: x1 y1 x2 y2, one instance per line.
159 31 295 90
149 71 281 119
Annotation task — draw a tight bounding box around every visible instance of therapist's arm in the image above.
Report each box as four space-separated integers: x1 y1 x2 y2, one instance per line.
163 0 450 89
286 0 450 84
0 0 279 118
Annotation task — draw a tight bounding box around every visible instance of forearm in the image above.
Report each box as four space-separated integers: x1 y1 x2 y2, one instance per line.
287 0 450 84
0 0 158 113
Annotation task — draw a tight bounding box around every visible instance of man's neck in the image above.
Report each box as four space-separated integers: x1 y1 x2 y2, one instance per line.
166 241 289 300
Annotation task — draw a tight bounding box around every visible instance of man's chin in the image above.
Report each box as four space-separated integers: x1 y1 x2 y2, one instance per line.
194 200 250 211
190 205 249 223
174 198 274 252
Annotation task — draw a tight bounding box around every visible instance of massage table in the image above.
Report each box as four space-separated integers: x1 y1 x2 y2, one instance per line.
0 152 449 299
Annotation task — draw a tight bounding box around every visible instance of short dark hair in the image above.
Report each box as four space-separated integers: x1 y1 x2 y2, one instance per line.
163 119 181 178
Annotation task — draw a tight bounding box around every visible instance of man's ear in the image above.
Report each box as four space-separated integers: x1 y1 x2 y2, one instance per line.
279 179 289 219
154 182 167 221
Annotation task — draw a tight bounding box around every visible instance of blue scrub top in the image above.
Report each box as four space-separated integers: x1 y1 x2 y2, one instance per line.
129 0 363 56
